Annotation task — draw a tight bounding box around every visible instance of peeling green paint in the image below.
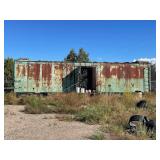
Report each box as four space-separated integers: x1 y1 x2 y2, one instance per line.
14 60 151 93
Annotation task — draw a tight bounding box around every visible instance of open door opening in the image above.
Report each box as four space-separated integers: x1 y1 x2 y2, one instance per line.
80 67 96 90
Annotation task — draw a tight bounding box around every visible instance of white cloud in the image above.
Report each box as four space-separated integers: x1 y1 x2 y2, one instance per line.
133 57 156 64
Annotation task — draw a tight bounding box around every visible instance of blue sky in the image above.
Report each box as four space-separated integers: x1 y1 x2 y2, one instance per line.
4 20 156 62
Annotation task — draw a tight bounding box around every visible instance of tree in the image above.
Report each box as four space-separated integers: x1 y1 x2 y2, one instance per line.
77 48 90 63
64 49 77 62
4 58 14 90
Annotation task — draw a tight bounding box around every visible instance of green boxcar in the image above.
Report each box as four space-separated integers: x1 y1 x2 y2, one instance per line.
14 59 151 93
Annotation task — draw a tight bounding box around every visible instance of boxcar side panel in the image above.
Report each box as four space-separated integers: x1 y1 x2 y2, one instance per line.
14 61 150 93
14 61 28 93
98 63 147 93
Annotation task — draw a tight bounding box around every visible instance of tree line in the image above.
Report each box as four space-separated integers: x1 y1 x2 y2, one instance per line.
4 58 14 90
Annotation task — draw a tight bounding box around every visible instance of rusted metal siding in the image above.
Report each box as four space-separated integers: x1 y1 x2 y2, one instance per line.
14 60 151 93
97 63 148 93
14 61 63 93
102 63 144 79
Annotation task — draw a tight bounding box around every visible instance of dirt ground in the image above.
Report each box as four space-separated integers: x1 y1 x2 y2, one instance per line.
4 105 113 140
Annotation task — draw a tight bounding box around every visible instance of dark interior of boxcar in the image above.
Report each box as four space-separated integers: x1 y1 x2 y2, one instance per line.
80 67 96 90
62 66 96 92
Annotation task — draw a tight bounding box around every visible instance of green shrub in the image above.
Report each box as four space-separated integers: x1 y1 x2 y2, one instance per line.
89 132 105 140
46 93 88 114
24 96 53 114
75 105 108 124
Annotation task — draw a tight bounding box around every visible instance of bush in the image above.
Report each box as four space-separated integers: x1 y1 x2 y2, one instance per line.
4 92 18 105
45 93 90 114
75 105 108 124
89 132 105 140
24 96 53 114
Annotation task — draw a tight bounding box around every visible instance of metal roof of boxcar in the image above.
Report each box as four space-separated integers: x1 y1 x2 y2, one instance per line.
15 59 150 65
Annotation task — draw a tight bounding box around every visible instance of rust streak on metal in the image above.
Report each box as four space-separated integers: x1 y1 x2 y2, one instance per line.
54 64 63 85
34 64 40 87
27 64 40 87
96 80 102 86
22 65 26 76
33 64 40 80
102 64 111 78
59 63 63 80
102 64 144 79
28 64 34 78
42 63 52 86
16 65 20 76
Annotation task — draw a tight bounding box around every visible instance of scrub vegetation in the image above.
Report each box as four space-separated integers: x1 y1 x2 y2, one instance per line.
4 92 156 140
88 132 105 140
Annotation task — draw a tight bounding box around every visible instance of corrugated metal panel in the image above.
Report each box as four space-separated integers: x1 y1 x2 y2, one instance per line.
62 63 77 92
52 63 63 92
98 63 147 93
14 60 150 93
143 67 149 92
14 61 63 93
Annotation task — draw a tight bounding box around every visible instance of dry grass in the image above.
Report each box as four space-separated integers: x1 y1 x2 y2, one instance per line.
4 92 28 105
89 131 105 140
98 93 156 140
24 96 54 114
4 92 18 105
43 92 90 114
75 92 155 139
75 105 108 124
4 92 156 139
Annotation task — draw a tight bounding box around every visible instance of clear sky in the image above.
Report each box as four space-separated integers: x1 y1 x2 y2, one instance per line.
4 20 156 62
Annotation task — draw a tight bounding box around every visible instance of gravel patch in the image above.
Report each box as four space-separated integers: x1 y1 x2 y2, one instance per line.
4 105 101 140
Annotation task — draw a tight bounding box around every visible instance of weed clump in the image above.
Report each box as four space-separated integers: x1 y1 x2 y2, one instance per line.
89 132 105 140
4 92 18 105
75 105 108 124
45 93 90 114
24 96 53 114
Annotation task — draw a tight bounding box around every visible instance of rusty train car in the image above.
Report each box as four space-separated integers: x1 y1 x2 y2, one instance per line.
14 59 151 94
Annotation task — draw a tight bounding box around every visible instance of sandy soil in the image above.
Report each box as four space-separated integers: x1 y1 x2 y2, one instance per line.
4 105 109 140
